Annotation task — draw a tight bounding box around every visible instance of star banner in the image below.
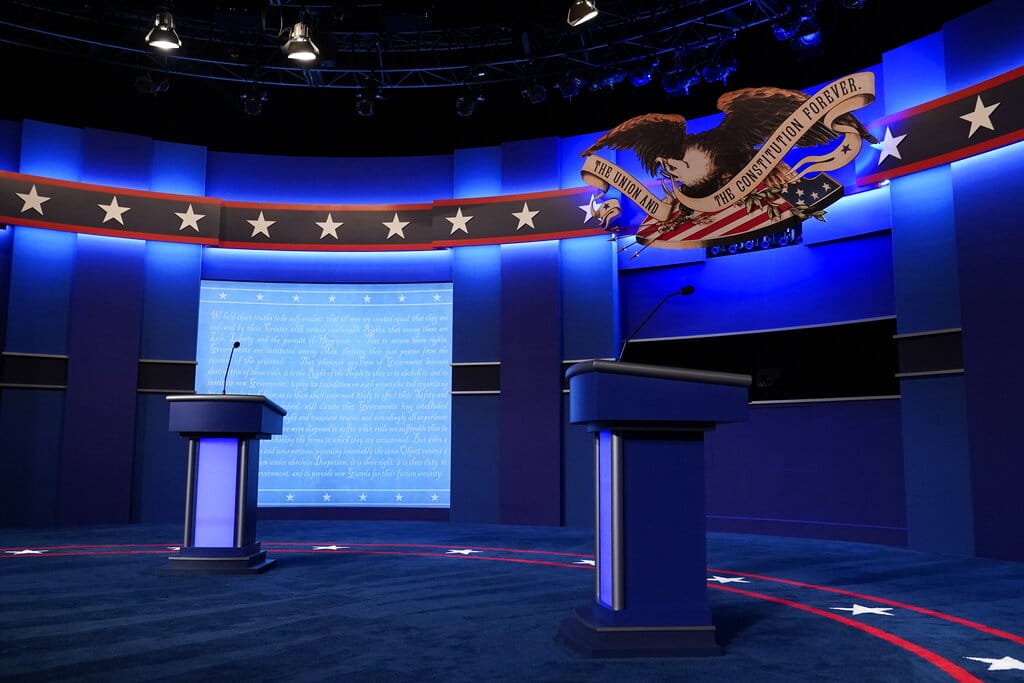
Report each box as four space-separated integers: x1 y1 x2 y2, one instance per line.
859 65 1024 186
0 171 605 249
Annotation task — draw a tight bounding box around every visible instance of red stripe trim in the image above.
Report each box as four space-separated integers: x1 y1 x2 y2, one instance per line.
858 130 1024 186
217 240 434 251
221 199 434 211
1 218 219 244
872 65 1024 128
713 584 984 682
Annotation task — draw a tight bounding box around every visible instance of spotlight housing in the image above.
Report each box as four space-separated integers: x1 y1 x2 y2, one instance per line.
283 22 319 62
567 0 598 27
146 11 181 50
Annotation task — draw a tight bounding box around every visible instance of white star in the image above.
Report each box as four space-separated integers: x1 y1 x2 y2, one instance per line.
16 185 50 215
285 493 294 501
322 493 331 502
328 295 336 303
707 575 749 584
960 95 1000 138
247 211 275 238
98 196 131 225
512 201 540 230
446 549 481 555
432 294 441 302
445 207 473 234
316 213 343 239
395 493 404 502
430 493 439 502
578 194 601 223
574 559 596 566
363 295 371 303
4 549 48 555
292 295 300 302
874 127 907 165
312 545 350 551
964 656 1024 671
175 204 205 232
358 493 367 501
383 212 409 239
831 604 894 616
398 294 406 302
256 293 264 301
218 292 227 299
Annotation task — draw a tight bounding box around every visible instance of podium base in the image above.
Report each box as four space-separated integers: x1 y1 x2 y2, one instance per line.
161 550 276 575
556 605 721 658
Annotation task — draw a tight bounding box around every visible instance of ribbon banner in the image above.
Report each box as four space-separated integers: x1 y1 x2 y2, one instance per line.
581 72 876 248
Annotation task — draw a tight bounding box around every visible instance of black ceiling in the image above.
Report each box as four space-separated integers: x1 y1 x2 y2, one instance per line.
0 0 992 158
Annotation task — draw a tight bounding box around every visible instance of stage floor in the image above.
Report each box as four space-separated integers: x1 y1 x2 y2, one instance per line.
2 521 1022 681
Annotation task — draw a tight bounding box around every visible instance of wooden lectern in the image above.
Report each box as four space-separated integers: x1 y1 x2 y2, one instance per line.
164 394 286 574
558 360 751 657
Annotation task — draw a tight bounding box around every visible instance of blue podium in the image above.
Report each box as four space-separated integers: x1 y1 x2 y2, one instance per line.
558 360 751 657
164 394 286 575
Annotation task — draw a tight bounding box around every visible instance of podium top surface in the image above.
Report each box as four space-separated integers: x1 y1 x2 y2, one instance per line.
166 393 288 416
565 359 751 387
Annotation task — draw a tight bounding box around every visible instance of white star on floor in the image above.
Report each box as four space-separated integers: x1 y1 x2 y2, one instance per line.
383 212 409 239
874 127 907 165
247 211 275 238
960 95 1000 138
574 559 596 566
446 207 473 234
512 201 539 230
312 545 350 551
4 549 48 555
98 196 130 225
316 213 343 239
964 656 1024 671
831 604 894 616
175 204 205 231
16 185 50 215
707 575 749 584
446 549 481 555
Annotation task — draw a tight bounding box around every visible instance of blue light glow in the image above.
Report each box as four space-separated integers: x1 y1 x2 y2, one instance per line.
193 437 239 547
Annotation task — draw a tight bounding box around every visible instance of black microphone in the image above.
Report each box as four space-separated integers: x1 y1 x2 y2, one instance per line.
221 341 241 395
617 285 695 362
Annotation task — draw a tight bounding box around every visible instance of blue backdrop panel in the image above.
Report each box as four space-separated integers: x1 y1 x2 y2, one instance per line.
19 120 82 180
205 151 454 204
449 394 502 524
899 377 974 555
802 186 891 246
4 227 76 354
151 140 208 196
706 399 907 546
453 146 501 199
501 138 559 195
452 245 501 362
58 234 146 524
953 141 1024 561
558 132 603 189
81 128 152 189
0 119 20 171
0 392 65 526
200 248 451 284
619 232 895 341
560 397 593 528
499 240 562 525
944 0 1023 92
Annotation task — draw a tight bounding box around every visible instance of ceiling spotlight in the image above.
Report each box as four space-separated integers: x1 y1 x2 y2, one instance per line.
241 84 268 116
567 0 598 27
557 76 583 99
283 22 319 62
521 82 547 105
455 89 485 118
145 11 181 50
356 79 381 117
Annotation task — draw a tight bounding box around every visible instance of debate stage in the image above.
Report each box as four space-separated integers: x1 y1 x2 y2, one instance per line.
2 520 1022 681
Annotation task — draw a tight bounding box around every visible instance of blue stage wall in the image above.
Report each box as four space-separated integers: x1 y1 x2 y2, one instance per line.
1 1 1021 561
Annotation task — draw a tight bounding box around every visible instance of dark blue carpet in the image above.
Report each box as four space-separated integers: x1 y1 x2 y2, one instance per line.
2 521 1023 682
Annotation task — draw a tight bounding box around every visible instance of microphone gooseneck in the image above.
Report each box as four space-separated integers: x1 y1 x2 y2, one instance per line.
222 341 241 395
617 286 694 362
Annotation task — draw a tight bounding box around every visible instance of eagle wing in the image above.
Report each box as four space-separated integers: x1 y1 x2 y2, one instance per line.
716 86 878 149
580 113 688 178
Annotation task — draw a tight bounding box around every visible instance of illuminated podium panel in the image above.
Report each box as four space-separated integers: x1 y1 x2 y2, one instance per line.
558 360 750 657
165 394 286 575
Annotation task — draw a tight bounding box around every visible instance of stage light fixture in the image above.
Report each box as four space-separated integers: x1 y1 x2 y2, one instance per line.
283 22 319 62
521 82 547 104
567 0 598 27
145 10 181 50
241 84 268 116
557 76 583 99
455 89 485 117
